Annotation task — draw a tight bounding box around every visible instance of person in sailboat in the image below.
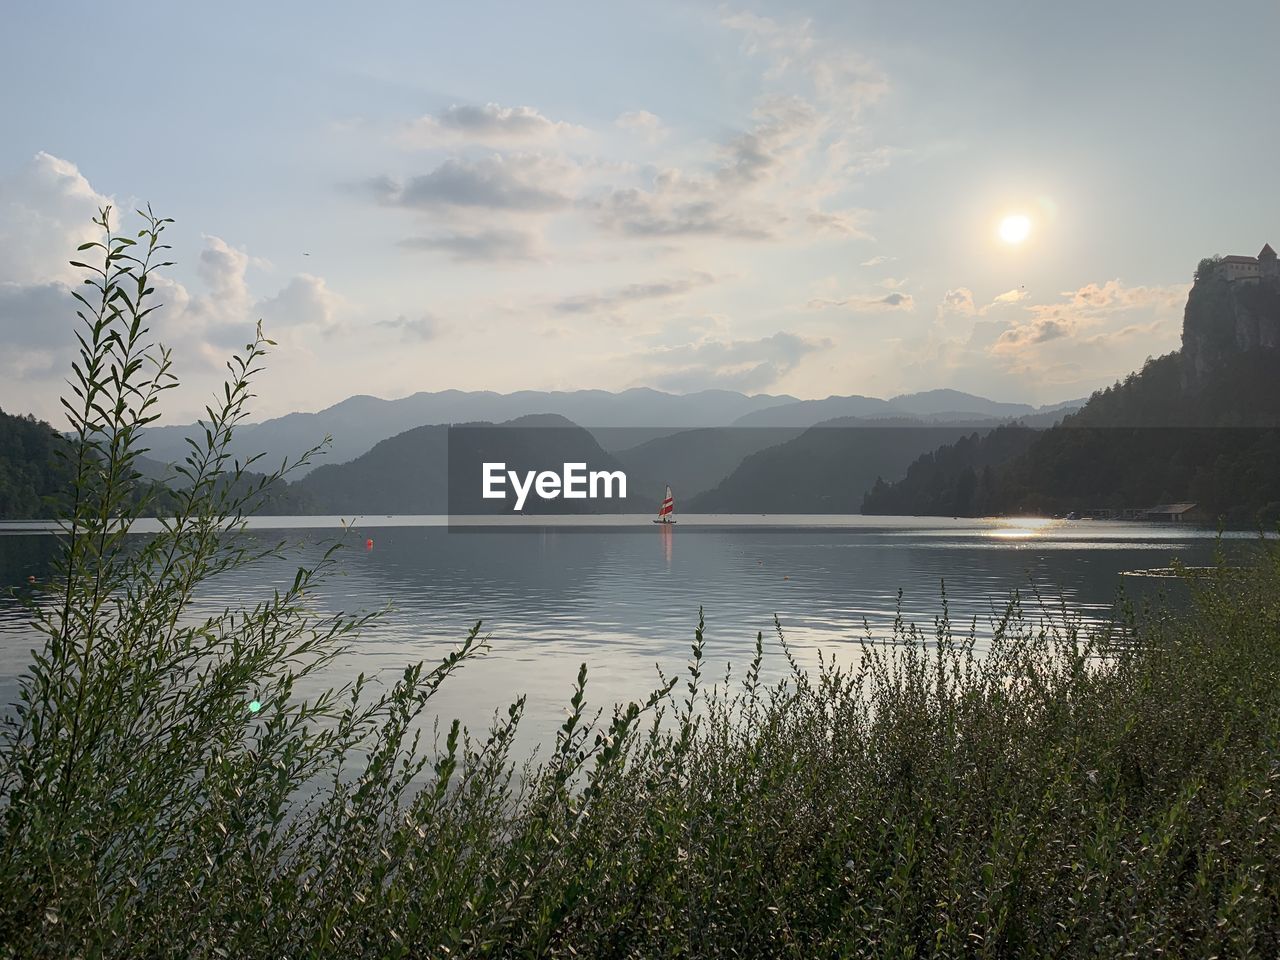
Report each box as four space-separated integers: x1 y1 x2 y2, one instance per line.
654 484 676 524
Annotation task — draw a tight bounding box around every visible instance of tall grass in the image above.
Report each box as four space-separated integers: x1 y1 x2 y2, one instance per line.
2 210 1279 957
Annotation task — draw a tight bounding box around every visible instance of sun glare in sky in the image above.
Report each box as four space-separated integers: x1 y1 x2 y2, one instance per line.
998 214 1033 245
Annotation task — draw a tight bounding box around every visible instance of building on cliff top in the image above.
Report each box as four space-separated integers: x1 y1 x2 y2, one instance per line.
1218 243 1279 282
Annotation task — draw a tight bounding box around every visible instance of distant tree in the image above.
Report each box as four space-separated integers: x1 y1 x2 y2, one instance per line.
1195 255 1222 282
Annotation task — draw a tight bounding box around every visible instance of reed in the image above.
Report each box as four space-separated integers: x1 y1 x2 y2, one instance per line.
1 210 1278 957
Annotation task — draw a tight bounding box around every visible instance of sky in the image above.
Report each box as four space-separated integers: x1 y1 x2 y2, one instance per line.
2 0 1279 423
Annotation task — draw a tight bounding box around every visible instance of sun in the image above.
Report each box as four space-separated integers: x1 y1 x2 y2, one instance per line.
999 214 1032 245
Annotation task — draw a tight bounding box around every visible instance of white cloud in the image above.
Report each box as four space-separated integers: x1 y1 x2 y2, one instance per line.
143 236 346 366
615 110 667 141
554 273 716 315
990 316 1073 353
366 154 574 212
990 280 1187 363
398 228 542 262
888 276 1190 405
1056 279 1185 311
355 10 892 287
719 8 888 111
376 314 446 341
0 281 75 381
939 286 1032 320
592 171 779 239
807 209 872 238
195 236 252 314
939 288 977 317
591 85 871 244
258 274 341 331
633 328 832 392
992 287 1028 305
808 291 914 312
0 152 112 285
402 103 583 147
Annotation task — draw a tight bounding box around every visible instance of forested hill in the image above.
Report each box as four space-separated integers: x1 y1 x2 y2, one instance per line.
293 414 659 515
0 408 308 521
864 259 1280 524
0 409 74 519
686 418 1021 513
859 425 1042 519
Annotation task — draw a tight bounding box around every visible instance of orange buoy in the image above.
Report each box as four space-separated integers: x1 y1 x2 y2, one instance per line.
365 538 374 550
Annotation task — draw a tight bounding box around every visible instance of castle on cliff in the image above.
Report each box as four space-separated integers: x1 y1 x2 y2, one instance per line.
1217 243 1279 282
1184 242 1280 388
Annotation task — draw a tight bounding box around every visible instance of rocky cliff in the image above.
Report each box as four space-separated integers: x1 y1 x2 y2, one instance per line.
1182 266 1280 388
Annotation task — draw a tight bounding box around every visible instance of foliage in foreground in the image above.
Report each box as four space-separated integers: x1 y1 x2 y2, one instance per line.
2 210 1280 958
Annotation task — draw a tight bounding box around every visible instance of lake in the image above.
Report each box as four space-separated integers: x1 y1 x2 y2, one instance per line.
0 515 1260 755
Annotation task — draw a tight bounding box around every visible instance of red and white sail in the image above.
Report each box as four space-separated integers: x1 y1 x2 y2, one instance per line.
657 485 675 520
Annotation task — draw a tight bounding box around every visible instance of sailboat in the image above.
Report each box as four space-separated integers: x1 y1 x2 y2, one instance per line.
653 484 676 524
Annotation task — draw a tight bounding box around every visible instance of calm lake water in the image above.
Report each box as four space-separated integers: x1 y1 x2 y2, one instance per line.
0 515 1261 753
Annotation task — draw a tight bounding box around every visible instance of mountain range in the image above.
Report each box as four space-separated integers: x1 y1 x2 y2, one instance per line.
137 388 1083 478
1 386 1088 520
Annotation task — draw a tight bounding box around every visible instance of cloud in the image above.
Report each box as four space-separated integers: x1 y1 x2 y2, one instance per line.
399 228 541 262
0 152 113 286
403 103 582 146
807 209 872 238
593 99 824 239
195 236 252 313
360 10 890 259
593 174 778 239
0 281 76 380
890 275 1190 405
992 287 1028 305
719 9 816 75
149 235 256 352
152 237 345 357
554 272 716 314
809 291 915 311
987 279 1188 363
938 286 1031 320
718 94 818 187
365 155 572 212
635 329 832 391
719 9 888 109
1056 279 1185 311
0 190 283 408
1081 317 1171 347
590 48 883 244
0 155 119 405
376 314 445 341
257 274 341 331
861 255 895 267
939 287 977 317
991 317 1072 353
615 110 666 141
